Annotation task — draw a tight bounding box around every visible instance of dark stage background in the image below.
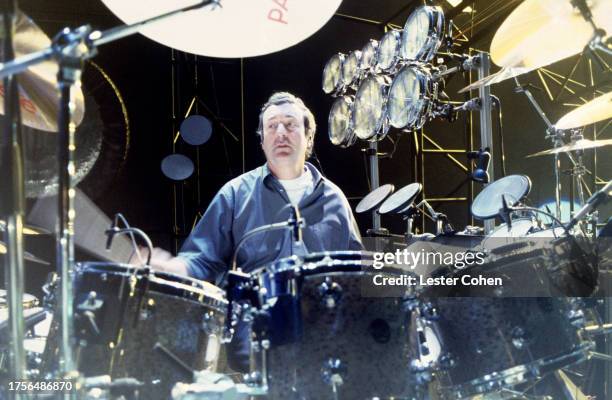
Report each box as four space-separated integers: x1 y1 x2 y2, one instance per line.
10 0 612 288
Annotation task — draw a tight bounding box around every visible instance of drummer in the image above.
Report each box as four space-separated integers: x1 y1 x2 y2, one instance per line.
141 91 363 369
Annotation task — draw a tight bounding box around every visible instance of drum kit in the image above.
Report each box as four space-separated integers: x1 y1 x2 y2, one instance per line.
0 1 611 400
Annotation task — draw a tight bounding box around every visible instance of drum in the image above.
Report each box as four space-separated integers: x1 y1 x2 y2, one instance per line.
43 263 227 399
415 297 592 399
247 251 423 400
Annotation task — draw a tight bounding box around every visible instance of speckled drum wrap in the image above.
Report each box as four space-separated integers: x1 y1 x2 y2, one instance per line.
430 298 590 398
44 263 227 400
252 252 421 400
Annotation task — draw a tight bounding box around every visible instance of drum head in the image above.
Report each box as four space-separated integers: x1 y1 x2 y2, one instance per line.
356 184 395 213
378 183 422 214
471 175 531 220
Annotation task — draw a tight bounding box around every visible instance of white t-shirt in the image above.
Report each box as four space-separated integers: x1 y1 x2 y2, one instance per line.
278 168 314 207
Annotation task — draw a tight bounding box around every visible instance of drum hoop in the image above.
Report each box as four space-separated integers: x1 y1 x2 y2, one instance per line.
328 95 355 147
76 262 228 310
376 30 402 72
402 5 445 62
322 53 346 94
444 342 593 398
340 50 362 87
353 75 389 140
388 65 431 129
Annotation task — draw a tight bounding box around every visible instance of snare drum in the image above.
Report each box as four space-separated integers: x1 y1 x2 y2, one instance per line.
247 251 423 400
417 297 592 399
43 263 227 399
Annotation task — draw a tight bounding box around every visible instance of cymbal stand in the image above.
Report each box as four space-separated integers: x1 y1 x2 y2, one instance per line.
0 0 217 389
513 76 564 220
1 0 27 389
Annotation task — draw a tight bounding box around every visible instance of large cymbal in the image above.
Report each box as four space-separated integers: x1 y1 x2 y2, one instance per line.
491 0 612 69
527 138 612 157
556 91 612 129
458 65 535 93
99 0 343 58
0 11 85 132
0 220 50 235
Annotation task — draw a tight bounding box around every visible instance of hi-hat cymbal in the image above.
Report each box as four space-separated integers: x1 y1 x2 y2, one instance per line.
0 241 50 265
0 11 85 132
99 0 343 58
458 65 534 93
556 92 612 129
527 138 612 157
0 220 50 235
491 0 612 69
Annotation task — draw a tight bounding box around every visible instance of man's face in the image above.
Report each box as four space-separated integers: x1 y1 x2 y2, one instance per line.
261 102 309 170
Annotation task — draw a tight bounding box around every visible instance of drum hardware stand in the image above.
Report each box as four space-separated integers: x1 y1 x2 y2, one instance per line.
0 0 218 389
475 52 495 234
366 141 382 231
230 205 305 271
1 0 27 389
415 199 453 235
572 0 612 57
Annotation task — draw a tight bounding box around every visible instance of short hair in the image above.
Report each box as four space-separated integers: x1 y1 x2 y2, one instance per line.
257 91 316 158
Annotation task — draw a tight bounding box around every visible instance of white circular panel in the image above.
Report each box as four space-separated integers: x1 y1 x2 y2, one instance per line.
401 7 430 60
341 50 361 86
360 39 378 72
328 96 354 147
100 0 343 58
376 30 401 71
353 76 386 140
322 53 345 94
388 67 422 128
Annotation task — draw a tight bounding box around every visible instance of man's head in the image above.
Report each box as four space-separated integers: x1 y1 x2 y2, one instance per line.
257 92 316 176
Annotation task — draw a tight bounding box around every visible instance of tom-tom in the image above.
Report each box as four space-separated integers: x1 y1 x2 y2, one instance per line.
352 75 391 141
322 52 346 95
387 65 437 130
340 50 362 89
43 262 228 399
376 30 402 72
247 251 423 400
400 5 445 62
481 215 597 297
413 297 592 398
328 96 356 147
359 39 379 76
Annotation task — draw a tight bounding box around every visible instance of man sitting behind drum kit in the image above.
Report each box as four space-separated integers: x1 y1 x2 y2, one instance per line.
140 91 363 371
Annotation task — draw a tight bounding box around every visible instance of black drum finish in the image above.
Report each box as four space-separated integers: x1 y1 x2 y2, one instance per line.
43 263 227 400
251 252 423 400
430 298 591 399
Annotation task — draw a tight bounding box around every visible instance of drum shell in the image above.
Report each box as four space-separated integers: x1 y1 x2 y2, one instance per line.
251 252 420 399
43 262 227 399
428 297 590 398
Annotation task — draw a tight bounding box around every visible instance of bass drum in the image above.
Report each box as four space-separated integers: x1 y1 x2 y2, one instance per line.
248 251 424 400
43 263 227 400
416 297 592 399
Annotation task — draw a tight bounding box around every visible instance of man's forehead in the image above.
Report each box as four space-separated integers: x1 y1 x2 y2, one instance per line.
263 103 303 121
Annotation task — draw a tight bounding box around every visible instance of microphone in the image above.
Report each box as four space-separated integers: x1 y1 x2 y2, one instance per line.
290 205 304 243
105 214 119 250
567 180 612 229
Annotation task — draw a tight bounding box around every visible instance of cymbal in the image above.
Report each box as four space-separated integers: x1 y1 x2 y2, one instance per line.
0 11 85 132
458 65 534 93
0 241 50 265
491 0 612 69
527 138 612 157
556 92 612 129
100 0 343 58
0 220 51 235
